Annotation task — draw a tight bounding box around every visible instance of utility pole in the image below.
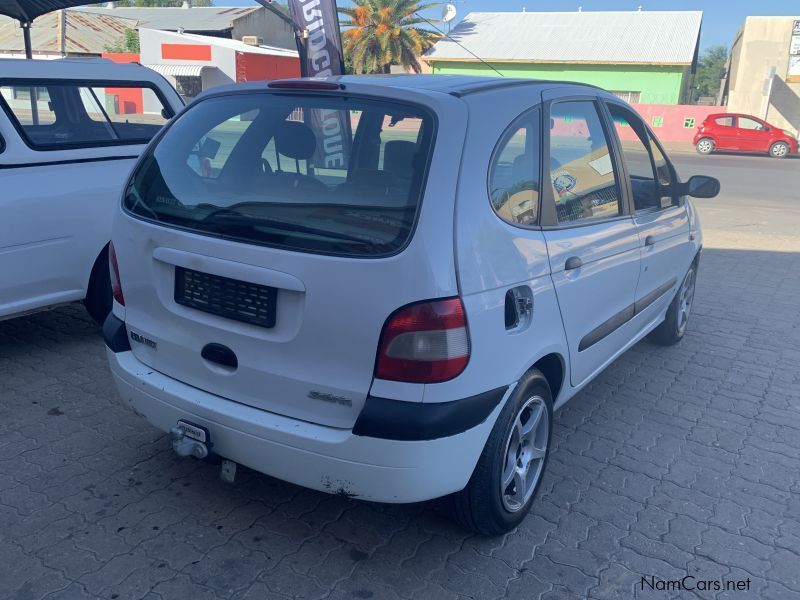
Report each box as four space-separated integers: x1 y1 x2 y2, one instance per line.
56 9 66 56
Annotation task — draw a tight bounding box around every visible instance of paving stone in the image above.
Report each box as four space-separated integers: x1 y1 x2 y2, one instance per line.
2 239 800 598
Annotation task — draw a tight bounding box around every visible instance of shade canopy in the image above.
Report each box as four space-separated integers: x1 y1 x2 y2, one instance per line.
0 0 94 22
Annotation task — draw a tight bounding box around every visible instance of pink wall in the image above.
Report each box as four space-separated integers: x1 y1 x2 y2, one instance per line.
551 104 727 145
626 104 727 143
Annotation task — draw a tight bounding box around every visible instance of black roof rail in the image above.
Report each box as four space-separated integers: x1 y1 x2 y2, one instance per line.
449 78 607 97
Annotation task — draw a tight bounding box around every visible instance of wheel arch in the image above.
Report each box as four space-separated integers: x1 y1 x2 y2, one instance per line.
84 242 110 296
696 135 717 146
529 353 566 404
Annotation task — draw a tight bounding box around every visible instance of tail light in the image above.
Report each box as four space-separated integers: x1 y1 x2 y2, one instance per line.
375 298 470 383
109 242 125 306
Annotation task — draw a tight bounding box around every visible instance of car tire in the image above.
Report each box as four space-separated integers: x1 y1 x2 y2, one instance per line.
84 246 112 326
769 141 790 159
649 260 698 346
695 138 715 155
451 369 553 536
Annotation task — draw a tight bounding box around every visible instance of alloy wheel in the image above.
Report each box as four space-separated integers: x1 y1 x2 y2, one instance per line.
677 267 696 336
772 143 788 158
500 395 549 512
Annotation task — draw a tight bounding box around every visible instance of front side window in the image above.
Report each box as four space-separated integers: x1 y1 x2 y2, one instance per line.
549 101 621 225
126 93 434 257
737 116 767 131
648 135 676 203
489 108 541 226
0 81 170 149
608 103 676 211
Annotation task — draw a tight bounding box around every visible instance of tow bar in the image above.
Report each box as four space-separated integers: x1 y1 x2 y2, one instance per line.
170 425 208 459
170 421 238 483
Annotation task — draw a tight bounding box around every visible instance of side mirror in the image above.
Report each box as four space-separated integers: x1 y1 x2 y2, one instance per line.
684 175 720 199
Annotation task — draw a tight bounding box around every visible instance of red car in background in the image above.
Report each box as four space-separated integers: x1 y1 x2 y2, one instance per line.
694 113 798 158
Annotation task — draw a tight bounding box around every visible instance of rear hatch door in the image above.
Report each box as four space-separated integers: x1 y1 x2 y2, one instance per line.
115 86 465 429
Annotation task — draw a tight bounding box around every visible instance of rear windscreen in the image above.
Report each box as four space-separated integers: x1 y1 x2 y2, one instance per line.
125 93 435 257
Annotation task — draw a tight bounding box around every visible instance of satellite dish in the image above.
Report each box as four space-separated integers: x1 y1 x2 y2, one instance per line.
442 3 457 23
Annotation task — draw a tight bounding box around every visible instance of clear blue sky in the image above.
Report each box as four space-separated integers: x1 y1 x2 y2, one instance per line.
218 0 800 51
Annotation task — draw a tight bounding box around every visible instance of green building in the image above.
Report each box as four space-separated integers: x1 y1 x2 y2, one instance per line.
424 10 702 105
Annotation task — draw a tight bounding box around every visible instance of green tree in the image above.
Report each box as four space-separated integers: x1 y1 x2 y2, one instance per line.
338 0 440 74
691 45 728 103
104 27 140 53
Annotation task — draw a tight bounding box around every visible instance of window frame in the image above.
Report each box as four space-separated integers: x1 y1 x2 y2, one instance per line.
603 99 681 214
486 104 544 229
0 78 176 152
539 95 631 229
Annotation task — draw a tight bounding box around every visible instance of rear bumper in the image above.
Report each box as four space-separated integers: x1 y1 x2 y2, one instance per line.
106 344 510 503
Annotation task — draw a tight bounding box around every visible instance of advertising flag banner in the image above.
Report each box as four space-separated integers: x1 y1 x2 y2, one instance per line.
286 0 351 171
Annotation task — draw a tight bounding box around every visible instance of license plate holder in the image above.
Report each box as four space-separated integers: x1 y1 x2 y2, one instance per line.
177 420 209 444
174 267 278 329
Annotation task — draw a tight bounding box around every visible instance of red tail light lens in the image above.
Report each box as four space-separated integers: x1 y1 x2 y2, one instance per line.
375 298 470 383
109 242 125 306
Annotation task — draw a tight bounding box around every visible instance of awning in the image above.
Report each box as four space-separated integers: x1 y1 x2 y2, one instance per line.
144 63 211 78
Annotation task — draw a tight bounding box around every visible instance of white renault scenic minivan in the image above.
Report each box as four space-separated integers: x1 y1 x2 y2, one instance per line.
105 76 719 534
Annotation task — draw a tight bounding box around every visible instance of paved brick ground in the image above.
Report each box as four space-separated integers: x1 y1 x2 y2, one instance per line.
1 243 799 600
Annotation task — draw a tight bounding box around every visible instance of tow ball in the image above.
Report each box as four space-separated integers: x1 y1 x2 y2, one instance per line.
170 425 209 459
169 422 238 483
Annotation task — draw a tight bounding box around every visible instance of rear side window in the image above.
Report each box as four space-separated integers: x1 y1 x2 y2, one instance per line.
715 116 734 127
489 107 541 226
125 93 435 257
0 81 170 150
549 101 621 225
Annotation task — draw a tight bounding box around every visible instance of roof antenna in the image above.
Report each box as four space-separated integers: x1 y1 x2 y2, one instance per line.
414 10 505 77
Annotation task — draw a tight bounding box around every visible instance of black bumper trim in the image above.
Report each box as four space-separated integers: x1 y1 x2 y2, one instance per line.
103 313 131 353
352 386 508 441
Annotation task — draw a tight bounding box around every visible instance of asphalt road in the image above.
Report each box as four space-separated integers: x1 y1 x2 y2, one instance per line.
671 152 800 242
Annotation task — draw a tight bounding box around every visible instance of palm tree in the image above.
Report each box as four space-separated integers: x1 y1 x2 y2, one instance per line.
339 0 440 75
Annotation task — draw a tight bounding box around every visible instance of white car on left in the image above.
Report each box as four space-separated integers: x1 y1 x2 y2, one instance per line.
0 58 183 324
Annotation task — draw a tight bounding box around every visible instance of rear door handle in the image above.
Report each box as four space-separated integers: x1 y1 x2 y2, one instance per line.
565 256 583 271
644 235 656 246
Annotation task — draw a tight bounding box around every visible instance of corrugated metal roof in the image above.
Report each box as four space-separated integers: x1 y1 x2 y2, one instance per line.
0 11 136 54
425 11 703 65
74 6 260 33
